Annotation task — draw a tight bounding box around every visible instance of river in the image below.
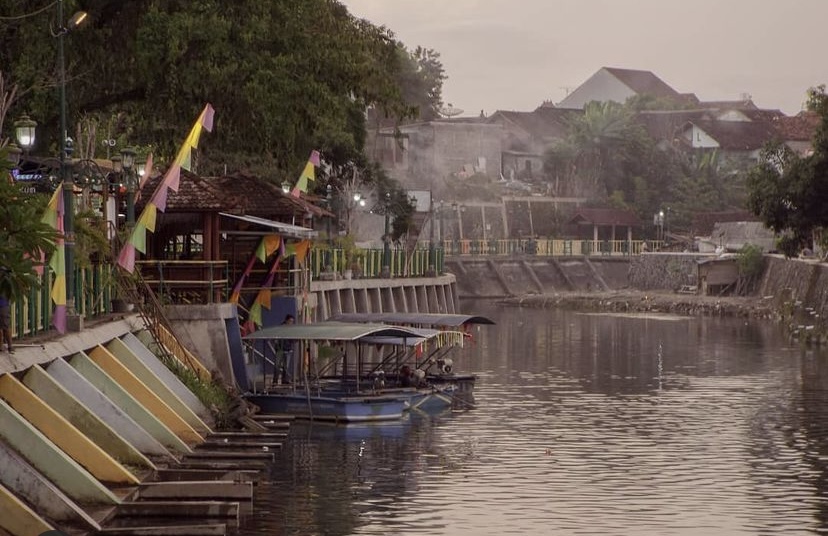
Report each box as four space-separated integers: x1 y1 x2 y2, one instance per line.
236 301 828 535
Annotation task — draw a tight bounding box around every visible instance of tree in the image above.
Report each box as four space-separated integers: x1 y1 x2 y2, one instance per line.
0 148 57 300
746 86 828 255
0 0 434 182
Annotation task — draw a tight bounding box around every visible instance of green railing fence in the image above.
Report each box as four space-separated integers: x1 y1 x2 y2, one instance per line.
10 239 651 339
11 264 116 339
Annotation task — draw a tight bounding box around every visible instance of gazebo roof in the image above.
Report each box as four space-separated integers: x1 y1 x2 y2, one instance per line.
136 169 228 212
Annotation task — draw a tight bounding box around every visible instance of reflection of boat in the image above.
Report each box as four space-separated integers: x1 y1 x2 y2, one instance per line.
240 322 454 422
327 312 495 399
294 417 412 442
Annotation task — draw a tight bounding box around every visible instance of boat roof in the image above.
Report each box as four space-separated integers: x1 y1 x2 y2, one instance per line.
360 328 466 347
242 321 426 342
327 312 496 327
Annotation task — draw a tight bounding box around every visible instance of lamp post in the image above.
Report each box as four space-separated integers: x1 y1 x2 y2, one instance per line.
382 192 392 277
57 2 89 330
427 190 435 275
325 184 334 247
121 146 137 225
654 210 665 243
438 200 445 245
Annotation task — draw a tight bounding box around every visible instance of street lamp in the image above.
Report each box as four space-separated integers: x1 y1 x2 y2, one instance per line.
325 184 334 247
56 1 89 331
438 200 445 244
382 192 392 277
14 115 37 152
281 181 291 194
121 146 137 225
654 210 665 242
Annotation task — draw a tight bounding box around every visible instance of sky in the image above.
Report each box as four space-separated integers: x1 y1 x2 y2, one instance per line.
341 0 828 117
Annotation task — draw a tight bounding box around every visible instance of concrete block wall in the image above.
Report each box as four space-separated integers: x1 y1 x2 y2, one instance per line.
312 275 459 320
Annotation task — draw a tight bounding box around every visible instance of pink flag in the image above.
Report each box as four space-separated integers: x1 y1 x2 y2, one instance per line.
154 185 169 212
201 103 215 132
165 164 181 192
52 304 67 334
309 150 321 166
117 242 136 272
138 153 154 191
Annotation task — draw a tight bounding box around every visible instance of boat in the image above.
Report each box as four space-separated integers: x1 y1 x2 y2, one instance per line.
239 321 449 422
326 312 495 398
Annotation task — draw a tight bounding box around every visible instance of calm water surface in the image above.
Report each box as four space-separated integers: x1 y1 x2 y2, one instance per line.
237 302 828 535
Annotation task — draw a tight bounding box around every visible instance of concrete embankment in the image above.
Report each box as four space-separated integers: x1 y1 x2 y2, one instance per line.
500 254 828 343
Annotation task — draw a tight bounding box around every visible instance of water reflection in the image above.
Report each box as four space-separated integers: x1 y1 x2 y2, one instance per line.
238 303 828 535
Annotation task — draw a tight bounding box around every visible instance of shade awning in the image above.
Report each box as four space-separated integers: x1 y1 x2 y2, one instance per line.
327 312 496 327
220 212 317 239
243 322 424 342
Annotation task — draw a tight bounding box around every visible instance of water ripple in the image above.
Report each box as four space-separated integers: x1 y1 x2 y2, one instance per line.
238 308 828 536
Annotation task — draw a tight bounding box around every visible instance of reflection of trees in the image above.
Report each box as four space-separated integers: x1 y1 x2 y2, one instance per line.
467 301 782 397
794 348 828 531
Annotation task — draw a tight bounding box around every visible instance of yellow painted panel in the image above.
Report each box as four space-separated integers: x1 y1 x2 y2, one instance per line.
0 374 139 485
0 482 53 536
88 345 204 444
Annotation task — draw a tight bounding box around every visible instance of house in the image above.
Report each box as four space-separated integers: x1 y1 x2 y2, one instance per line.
697 257 740 296
557 67 688 110
676 119 781 165
375 117 503 190
697 220 777 254
566 207 642 247
772 111 821 156
486 107 580 181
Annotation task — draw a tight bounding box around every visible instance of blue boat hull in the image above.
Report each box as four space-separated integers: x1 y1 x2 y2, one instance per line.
244 392 408 423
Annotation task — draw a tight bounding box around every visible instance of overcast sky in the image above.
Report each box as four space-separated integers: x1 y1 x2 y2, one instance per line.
341 0 827 117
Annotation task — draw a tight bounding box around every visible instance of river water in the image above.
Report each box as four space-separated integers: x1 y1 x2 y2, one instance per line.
236 301 828 535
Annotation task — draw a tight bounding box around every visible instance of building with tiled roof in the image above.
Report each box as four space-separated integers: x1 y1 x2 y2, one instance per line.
558 67 686 110
771 111 820 155
487 107 581 181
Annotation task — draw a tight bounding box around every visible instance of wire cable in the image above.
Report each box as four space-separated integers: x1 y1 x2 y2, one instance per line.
0 1 58 21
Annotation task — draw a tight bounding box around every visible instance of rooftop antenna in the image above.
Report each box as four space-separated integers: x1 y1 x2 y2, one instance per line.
439 103 463 118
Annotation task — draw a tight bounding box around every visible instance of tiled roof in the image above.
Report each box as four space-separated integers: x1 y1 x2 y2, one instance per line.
567 207 641 227
136 170 332 218
635 110 713 141
604 67 683 100
136 169 228 212
772 111 820 141
209 172 331 218
691 211 758 236
697 99 758 110
489 107 581 140
687 119 780 150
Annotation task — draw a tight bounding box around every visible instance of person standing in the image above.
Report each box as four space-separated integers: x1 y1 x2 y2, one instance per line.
275 314 295 384
0 290 12 353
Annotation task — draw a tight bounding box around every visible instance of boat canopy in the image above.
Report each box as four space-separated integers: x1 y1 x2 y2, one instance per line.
327 312 496 327
242 321 424 342
360 328 466 348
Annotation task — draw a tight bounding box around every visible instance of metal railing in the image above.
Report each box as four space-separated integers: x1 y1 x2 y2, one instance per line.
438 238 656 257
308 247 444 279
136 260 229 304
10 264 116 339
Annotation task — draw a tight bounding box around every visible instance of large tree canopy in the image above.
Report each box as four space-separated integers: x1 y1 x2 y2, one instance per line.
746 86 828 255
0 0 443 183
